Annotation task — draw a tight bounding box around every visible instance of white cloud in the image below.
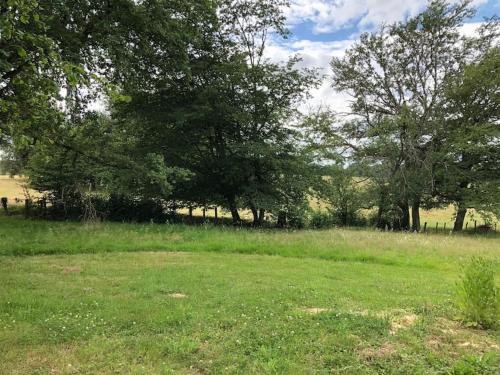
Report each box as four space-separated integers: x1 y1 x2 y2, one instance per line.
285 0 425 34
264 19 490 114
264 38 354 112
285 0 489 34
459 21 484 36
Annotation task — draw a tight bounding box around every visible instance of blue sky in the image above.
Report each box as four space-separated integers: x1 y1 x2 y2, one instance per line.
263 0 499 111
286 0 499 42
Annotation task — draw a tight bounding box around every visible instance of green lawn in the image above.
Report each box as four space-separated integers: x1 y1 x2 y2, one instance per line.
0 216 499 374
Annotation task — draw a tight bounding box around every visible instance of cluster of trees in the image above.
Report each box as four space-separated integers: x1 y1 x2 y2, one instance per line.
1 0 320 225
0 0 498 230
309 0 499 231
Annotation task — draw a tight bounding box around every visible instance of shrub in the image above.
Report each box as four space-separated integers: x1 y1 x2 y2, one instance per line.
457 257 499 329
287 212 307 229
309 211 335 229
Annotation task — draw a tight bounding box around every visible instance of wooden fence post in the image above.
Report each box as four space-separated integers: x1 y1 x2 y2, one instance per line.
423 222 427 233
202 208 206 220
465 222 468 230
435 222 438 232
474 220 477 232
443 222 446 231
214 207 218 223
1 197 8 214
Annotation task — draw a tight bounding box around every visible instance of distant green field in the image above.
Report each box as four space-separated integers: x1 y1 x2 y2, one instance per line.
0 216 499 374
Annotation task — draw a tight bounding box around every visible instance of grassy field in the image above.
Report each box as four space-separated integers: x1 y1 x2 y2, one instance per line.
0 175 30 202
0 215 499 374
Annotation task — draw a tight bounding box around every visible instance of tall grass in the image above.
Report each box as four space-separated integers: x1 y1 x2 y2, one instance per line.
457 257 499 329
0 216 498 272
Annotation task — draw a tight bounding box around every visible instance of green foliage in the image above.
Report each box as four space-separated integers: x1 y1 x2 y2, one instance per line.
110 0 319 224
457 257 499 329
0 159 9 174
435 48 500 218
448 353 499 375
316 166 370 227
0 0 63 151
309 211 335 229
24 113 190 220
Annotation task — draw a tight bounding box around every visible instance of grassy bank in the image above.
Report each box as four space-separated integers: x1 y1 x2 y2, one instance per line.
0 216 498 269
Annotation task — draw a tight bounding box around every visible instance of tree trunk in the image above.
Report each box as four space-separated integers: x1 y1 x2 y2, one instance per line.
376 187 389 229
377 205 386 229
277 211 287 228
399 200 410 231
1 197 8 214
250 204 259 226
258 208 265 226
227 198 240 224
411 200 420 232
453 203 467 232
341 204 348 226
392 209 401 231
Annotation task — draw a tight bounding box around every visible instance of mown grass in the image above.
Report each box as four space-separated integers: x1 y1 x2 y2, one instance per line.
0 216 499 374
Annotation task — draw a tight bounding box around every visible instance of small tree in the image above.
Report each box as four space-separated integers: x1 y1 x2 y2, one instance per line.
317 166 369 226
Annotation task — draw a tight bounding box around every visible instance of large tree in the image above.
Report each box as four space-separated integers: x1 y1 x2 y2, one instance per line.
434 48 500 230
112 0 318 224
4 0 211 217
12 0 319 225
329 0 497 231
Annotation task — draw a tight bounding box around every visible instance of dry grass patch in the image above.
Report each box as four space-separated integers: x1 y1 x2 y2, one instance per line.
8 344 79 375
298 307 332 314
426 318 500 354
168 293 187 299
62 267 82 274
358 342 396 360
0 175 43 204
389 314 419 335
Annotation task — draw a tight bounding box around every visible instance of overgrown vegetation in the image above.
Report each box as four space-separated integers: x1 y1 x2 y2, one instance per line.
457 257 499 329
